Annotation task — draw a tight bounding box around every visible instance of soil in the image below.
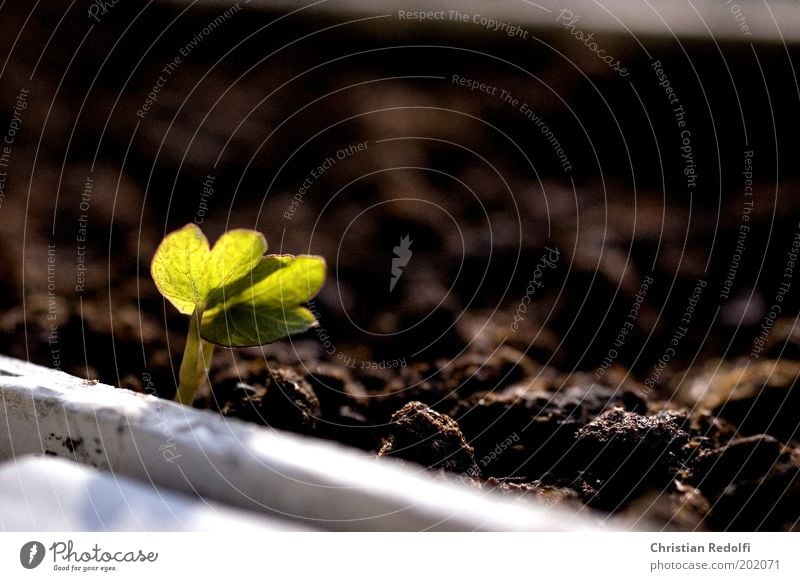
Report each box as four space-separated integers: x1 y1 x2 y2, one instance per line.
1 3 799 531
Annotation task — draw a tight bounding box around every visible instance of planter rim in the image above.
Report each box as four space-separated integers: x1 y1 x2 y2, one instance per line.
0 355 614 531
0 455 311 531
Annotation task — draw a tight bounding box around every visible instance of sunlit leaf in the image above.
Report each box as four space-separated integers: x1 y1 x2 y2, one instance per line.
201 255 326 347
152 224 325 348
201 302 318 347
204 229 268 308
151 224 211 314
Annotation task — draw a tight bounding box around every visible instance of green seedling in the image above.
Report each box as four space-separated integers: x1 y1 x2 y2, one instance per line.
151 223 326 405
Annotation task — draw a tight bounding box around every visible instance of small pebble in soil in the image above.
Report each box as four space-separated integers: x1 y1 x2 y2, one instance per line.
691 434 800 530
379 401 479 476
571 408 691 510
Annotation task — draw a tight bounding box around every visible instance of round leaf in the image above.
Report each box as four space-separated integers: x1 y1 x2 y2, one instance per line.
151 224 211 314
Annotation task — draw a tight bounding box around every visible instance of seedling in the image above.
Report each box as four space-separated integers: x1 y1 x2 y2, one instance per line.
151 223 325 405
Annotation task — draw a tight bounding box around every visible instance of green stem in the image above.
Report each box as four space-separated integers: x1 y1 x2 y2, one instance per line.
176 306 215 405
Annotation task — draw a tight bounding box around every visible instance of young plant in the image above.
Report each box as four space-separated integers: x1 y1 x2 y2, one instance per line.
151 223 326 405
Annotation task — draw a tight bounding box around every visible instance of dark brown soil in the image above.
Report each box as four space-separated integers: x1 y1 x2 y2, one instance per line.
1 3 799 530
378 401 479 475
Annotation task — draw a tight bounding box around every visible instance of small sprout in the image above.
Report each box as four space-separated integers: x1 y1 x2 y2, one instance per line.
151 223 326 405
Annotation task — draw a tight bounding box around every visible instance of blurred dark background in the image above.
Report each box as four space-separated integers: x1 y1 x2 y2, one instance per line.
1 1 799 397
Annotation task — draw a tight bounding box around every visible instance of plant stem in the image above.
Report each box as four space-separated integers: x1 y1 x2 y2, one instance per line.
176 306 215 405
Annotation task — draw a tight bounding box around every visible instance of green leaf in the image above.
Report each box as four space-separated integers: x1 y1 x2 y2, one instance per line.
204 251 287 309
151 224 211 314
152 224 326 407
204 229 268 307
152 224 325 349
152 224 269 314
233 254 326 308
200 302 318 347
200 254 326 347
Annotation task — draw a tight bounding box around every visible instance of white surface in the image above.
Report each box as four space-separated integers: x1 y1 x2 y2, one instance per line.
0 355 607 531
0 456 308 531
